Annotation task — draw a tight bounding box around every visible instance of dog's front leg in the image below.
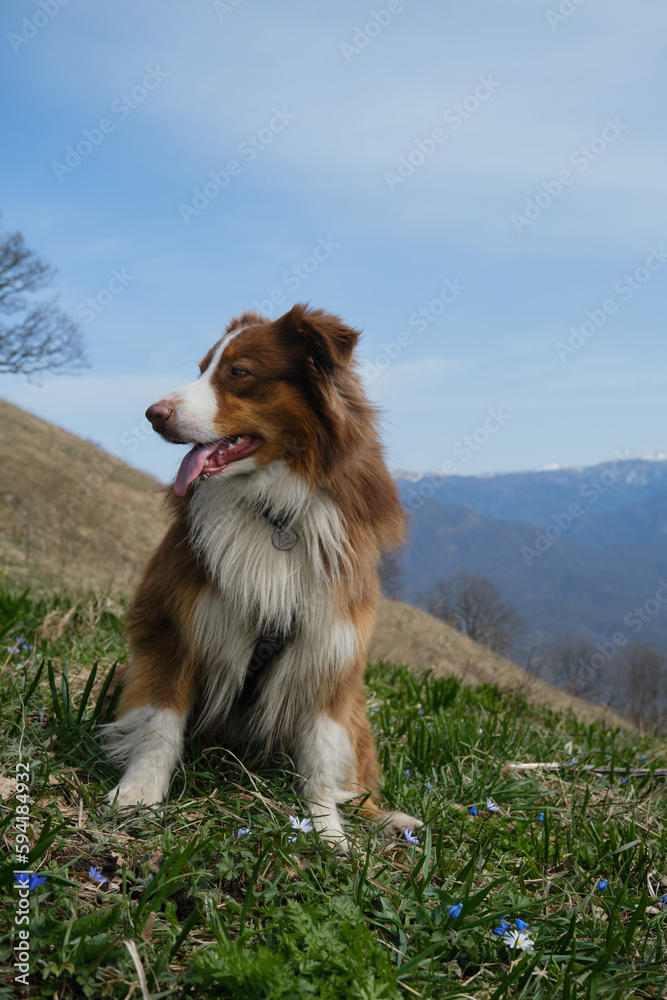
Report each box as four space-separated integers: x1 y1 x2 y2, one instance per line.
293 711 355 849
103 654 197 808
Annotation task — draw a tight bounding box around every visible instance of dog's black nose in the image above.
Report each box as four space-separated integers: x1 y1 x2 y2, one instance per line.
146 402 173 429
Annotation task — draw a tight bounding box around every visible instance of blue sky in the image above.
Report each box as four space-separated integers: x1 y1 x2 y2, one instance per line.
1 0 666 484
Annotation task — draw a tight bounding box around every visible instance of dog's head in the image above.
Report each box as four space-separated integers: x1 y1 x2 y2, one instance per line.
146 304 366 495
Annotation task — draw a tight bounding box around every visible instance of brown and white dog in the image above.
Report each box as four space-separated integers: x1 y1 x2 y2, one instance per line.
104 304 421 846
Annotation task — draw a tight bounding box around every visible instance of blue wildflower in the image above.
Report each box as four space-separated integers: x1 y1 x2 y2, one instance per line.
469 806 478 817
403 828 420 845
445 902 463 919
418 709 424 715
492 916 511 935
425 781 432 791
538 812 544 821
571 758 578 765
516 918 528 931
233 827 250 839
404 769 410 777
14 872 47 889
597 879 608 891
486 797 500 813
89 866 106 884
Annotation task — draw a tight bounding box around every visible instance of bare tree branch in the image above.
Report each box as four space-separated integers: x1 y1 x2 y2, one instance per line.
0 216 88 376
0 300 87 375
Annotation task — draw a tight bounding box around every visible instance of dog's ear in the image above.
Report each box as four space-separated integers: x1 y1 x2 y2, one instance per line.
275 304 359 373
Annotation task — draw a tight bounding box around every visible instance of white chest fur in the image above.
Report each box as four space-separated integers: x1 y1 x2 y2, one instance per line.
187 463 357 738
189 463 348 631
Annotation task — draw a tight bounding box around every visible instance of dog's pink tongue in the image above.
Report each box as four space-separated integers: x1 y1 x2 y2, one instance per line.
174 442 222 496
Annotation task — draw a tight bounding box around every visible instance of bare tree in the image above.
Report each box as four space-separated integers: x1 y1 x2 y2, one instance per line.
624 642 667 731
0 219 87 376
418 577 453 620
379 551 405 600
419 570 525 657
534 633 600 697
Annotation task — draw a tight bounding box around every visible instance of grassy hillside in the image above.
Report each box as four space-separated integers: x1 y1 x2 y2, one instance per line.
1 400 667 997
1 588 666 998
0 398 164 593
371 599 628 730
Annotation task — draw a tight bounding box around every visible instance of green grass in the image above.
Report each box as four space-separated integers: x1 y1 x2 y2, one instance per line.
1 587 667 999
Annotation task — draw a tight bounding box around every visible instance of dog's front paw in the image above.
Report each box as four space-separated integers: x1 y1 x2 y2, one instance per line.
106 782 163 808
376 810 424 840
309 810 350 853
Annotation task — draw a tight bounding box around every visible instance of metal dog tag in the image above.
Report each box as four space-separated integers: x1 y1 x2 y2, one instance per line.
272 527 297 550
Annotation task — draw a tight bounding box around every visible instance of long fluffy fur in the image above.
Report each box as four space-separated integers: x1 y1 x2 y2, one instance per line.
104 304 420 845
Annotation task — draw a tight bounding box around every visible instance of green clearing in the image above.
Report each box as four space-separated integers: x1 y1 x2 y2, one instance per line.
1 587 666 999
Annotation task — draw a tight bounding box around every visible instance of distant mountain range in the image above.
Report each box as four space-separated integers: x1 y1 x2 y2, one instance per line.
394 455 667 659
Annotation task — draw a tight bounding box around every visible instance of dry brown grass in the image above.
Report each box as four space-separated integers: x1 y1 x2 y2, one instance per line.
0 398 165 593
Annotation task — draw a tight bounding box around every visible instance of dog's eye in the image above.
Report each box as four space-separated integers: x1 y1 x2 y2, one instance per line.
230 367 249 377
